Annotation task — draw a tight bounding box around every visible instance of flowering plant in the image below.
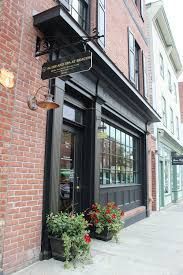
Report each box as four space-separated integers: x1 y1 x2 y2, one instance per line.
46 212 91 268
88 202 124 241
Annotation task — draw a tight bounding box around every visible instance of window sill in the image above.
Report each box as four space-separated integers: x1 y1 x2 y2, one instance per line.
100 183 141 188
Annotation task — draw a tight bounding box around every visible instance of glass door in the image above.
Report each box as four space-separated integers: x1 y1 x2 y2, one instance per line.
59 126 82 212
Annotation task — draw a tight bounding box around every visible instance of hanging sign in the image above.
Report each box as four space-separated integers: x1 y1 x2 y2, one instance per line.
41 51 92 80
172 156 183 165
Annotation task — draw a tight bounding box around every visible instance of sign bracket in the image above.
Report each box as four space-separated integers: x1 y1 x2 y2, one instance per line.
35 34 104 57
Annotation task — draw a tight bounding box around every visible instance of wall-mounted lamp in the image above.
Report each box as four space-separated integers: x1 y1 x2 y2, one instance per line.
27 86 60 111
0 68 15 88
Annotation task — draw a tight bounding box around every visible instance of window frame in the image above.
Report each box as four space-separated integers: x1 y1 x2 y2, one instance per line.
168 70 172 92
70 0 89 31
170 107 174 134
160 53 164 79
100 120 140 186
98 0 106 48
162 96 167 127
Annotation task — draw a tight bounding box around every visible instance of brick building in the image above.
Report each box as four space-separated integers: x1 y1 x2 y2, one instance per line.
0 0 159 274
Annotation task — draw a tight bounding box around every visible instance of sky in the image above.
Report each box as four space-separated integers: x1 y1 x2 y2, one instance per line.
146 0 183 80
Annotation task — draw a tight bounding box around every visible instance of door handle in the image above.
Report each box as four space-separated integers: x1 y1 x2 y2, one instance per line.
76 176 80 191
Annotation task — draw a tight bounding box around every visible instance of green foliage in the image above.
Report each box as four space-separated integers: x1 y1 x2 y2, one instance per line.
88 202 124 242
46 212 91 268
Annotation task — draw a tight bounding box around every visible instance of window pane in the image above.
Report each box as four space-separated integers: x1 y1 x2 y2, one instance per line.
129 51 135 82
98 3 105 46
63 104 82 124
100 122 139 186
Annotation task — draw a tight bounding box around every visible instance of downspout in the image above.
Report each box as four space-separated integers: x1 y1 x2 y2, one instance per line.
145 121 150 217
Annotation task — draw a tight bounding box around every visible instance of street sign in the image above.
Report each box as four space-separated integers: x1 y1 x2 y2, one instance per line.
41 51 92 80
172 155 183 165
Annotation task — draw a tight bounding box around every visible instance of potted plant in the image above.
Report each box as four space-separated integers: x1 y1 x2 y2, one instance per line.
86 202 124 242
46 212 91 268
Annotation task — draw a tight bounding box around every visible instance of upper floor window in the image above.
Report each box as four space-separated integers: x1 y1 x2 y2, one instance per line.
98 0 105 47
128 29 140 90
170 107 174 133
168 70 172 92
176 116 179 139
162 96 167 127
133 0 144 18
70 0 88 30
174 83 177 103
160 53 164 78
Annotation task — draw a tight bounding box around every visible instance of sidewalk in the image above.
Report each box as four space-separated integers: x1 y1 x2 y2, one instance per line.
13 202 183 275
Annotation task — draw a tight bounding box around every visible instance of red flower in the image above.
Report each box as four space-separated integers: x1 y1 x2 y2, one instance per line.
111 214 116 219
84 234 91 244
105 209 111 214
95 218 99 224
107 219 112 223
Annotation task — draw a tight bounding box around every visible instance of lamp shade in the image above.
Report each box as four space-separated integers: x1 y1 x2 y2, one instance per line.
37 94 60 110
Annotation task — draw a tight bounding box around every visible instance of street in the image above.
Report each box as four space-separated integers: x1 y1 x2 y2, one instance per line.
13 202 183 275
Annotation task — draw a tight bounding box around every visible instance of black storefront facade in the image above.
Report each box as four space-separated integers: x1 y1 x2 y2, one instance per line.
33 5 160 257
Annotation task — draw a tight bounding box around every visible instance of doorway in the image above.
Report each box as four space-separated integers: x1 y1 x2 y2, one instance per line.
159 160 164 208
59 124 83 213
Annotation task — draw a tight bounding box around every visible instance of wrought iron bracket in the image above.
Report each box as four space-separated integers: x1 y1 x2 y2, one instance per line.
35 34 104 57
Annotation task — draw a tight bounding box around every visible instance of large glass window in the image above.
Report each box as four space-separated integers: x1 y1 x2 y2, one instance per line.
70 0 88 30
63 104 83 124
100 122 139 185
164 159 170 194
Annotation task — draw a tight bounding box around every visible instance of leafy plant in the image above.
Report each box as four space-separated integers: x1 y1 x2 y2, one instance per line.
46 212 91 268
87 202 124 242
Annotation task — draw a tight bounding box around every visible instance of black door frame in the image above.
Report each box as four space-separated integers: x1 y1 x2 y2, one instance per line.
61 122 84 213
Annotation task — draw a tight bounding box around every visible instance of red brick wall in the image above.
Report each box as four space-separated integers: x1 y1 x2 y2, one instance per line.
0 0 56 273
0 0 151 273
147 134 157 211
105 0 147 81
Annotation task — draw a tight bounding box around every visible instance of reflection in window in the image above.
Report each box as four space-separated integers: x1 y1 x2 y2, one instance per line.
70 0 88 30
63 104 83 124
164 159 170 194
100 122 139 185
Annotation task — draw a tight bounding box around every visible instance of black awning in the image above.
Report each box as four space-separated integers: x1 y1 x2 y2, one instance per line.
33 5 160 123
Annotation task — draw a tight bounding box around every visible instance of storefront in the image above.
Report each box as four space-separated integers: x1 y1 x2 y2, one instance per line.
33 5 160 258
158 130 183 208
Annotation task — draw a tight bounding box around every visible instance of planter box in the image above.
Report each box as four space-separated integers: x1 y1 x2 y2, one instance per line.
94 228 113 242
49 236 66 261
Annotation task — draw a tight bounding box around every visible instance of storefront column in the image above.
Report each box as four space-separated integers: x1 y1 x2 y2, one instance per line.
40 78 65 260
94 96 105 203
49 78 65 212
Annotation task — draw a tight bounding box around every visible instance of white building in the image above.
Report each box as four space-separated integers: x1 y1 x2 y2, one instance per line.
146 0 183 209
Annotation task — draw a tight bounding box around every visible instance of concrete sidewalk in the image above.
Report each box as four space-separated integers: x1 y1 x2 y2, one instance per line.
13 202 183 275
